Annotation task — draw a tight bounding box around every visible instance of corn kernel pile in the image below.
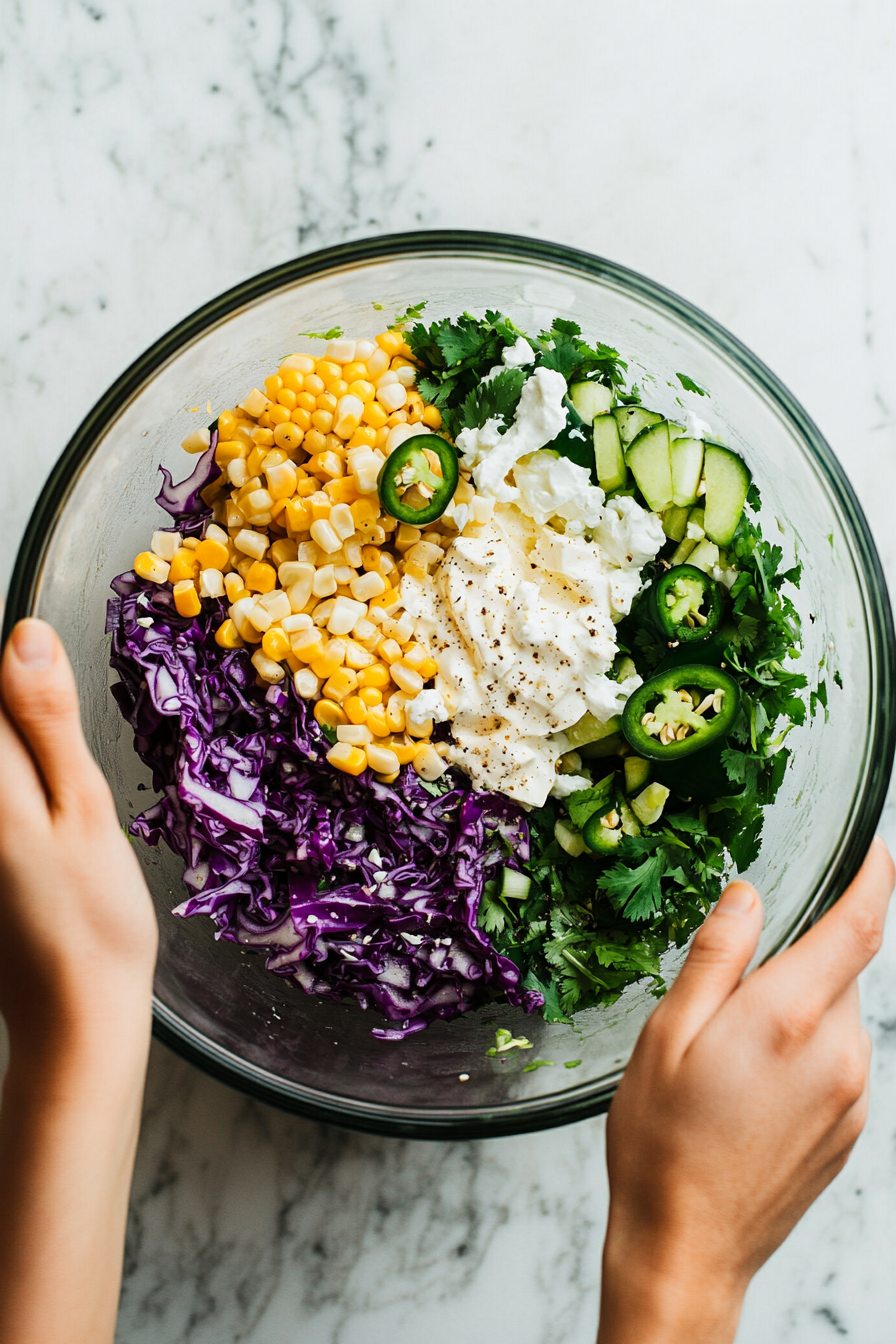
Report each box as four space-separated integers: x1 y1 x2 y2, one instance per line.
132 331 491 786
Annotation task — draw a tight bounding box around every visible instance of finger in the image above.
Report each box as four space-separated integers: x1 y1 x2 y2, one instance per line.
0 693 48 822
761 838 894 1021
653 881 763 1049
0 619 99 808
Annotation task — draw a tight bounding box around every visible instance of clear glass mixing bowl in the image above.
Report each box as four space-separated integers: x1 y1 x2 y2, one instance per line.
5 232 894 1138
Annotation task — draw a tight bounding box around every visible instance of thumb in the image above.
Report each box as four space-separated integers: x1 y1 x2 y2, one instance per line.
0 619 98 808
659 881 763 1050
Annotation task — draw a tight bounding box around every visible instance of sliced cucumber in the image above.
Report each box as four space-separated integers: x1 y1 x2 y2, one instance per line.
564 712 620 750
688 538 720 574
615 655 638 681
592 413 627 493
625 422 673 512
630 782 670 826
662 506 690 543
613 405 664 446
670 436 705 507
579 732 624 759
554 819 586 857
570 380 613 421
618 800 641 836
502 867 532 901
703 444 751 546
624 756 651 794
668 422 686 440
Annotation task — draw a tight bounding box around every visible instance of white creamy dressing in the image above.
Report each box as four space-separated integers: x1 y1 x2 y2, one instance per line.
406 347 665 806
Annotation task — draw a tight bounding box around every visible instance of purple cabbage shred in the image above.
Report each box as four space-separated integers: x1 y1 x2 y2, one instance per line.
106 448 543 1038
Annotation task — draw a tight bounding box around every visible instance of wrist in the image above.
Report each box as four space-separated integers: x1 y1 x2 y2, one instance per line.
599 1217 747 1344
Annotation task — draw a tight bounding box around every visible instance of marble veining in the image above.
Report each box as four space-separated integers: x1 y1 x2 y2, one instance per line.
3 1 896 1340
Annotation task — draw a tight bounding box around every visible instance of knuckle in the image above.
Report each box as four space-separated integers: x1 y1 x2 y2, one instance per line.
828 1053 867 1112
847 906 884 962
772 1001 820 1052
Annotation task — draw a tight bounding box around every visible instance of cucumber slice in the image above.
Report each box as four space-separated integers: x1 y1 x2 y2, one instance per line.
501 868 532 901
668 422 686 439
564 712 620 749
688 538 720 574
630 782 670 826
618 800 641 836
613 405 664 446
592 414 627 492
570 380 613 421
579 732 624 759
625 422 673 511
624 756 651 794
670 436 705 507
662 506 690 543
554 819 586 857
703 444 751 546
670 537 697 565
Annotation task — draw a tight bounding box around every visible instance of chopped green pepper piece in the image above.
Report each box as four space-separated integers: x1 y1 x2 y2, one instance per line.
649 564 723 644
621 665 741 762
377 434 459 527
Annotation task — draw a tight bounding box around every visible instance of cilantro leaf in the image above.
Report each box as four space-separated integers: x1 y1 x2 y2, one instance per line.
390 300 426 330
298 327 343 340
458 367 526 433
598 852 666 922
567 776 616 829
676 372 708 396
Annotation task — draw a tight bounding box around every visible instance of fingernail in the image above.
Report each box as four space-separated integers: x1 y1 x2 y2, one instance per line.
717 882 755 915
11 619 56 669
873 834 888 852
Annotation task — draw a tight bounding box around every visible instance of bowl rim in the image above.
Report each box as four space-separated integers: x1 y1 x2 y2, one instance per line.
6 228 895 1140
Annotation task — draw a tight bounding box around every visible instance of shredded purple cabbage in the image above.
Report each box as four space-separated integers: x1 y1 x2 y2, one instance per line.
106 448 542 1038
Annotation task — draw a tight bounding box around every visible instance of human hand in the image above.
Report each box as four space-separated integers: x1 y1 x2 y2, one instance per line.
0 618 157 1344
597 838 894 1344
0 617 157 1045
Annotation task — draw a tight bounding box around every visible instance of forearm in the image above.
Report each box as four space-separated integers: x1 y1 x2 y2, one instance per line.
597 1216 745 1344
0 1005 152 1344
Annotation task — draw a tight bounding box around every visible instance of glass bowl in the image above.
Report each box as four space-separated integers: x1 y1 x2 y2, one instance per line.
5 232 894 1139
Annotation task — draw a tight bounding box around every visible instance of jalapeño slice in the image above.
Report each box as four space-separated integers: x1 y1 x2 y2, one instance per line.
621 664 740 762
649 564 722 644
582 809 624 855
378 434 459 527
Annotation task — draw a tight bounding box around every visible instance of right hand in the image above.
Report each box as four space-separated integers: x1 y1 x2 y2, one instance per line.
597 838 894 1344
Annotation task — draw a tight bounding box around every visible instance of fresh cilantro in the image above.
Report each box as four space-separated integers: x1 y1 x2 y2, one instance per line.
522 1059 555 1073
319 723 338 745
486 1028 533 1056
459 367 526 432
564 1059 582 1069
676 372 708 396
418 775 453 797
597 850 666 922
298 327 343 340
390 300 427 330
567 777 615 830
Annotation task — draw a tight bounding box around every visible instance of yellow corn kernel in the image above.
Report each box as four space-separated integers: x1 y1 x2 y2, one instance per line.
366 742 400 775
285 498 312 532
391 661 424 695
343 695 368 725
284 652 302 675
195 537 230 570
308 493 332 522
373 426 391 451
342 361 368 383
245 561 277 593
266 461 299 501
245 445 266 478
314 699 347 730
324 475 361 504
214 618 244 649
406 716 433 739
292 628 326 663
276 388 297 411
357 661 391 689
169 548 201 582
311 409 334 434
375 331 403 356
233 527 268 560
342 639 373 671
413 743 448 781
295 390 317 413
269 538 298 568
291 406 312 432
395 524 422 552
273 421 304 452
282 353 315 375
295 476 319 498
270 498 289 524
330 378 349 398
317 451 345 480
224 572 249 604
419 657 439 681
346 378 376 406
333 393 365 439
268 404 291 427
134 551 170 584
422 404 442 429
293 667 320 698
399 643 427 670
303 373 325 397
215 439 250 467
279 367 304 392
347 426 377 450
316 391 338 414
365 707 390 737
310 519 342 553
352 499 380 529
262 628 291 661
385 696 406 733
361 400 389 429
368 586 400 613
312 564 337 599
250 650 285 684
359 686 383 707
169 580 199 618
385 735 419 765
233 555 255 580
316 359 342 386
326 742 367 776
264 374 283 399
402 559 427 582
310 650 346 681
217 409 238 437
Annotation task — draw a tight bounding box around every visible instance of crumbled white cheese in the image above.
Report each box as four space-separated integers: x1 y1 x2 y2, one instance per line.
513 450 606 527
582 672 643 722
549 772 594 799
683 410 713 440
406 689 449 727
457 367 568 502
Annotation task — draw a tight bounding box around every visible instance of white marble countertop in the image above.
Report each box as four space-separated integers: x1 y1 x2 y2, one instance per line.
3 1 896 1339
